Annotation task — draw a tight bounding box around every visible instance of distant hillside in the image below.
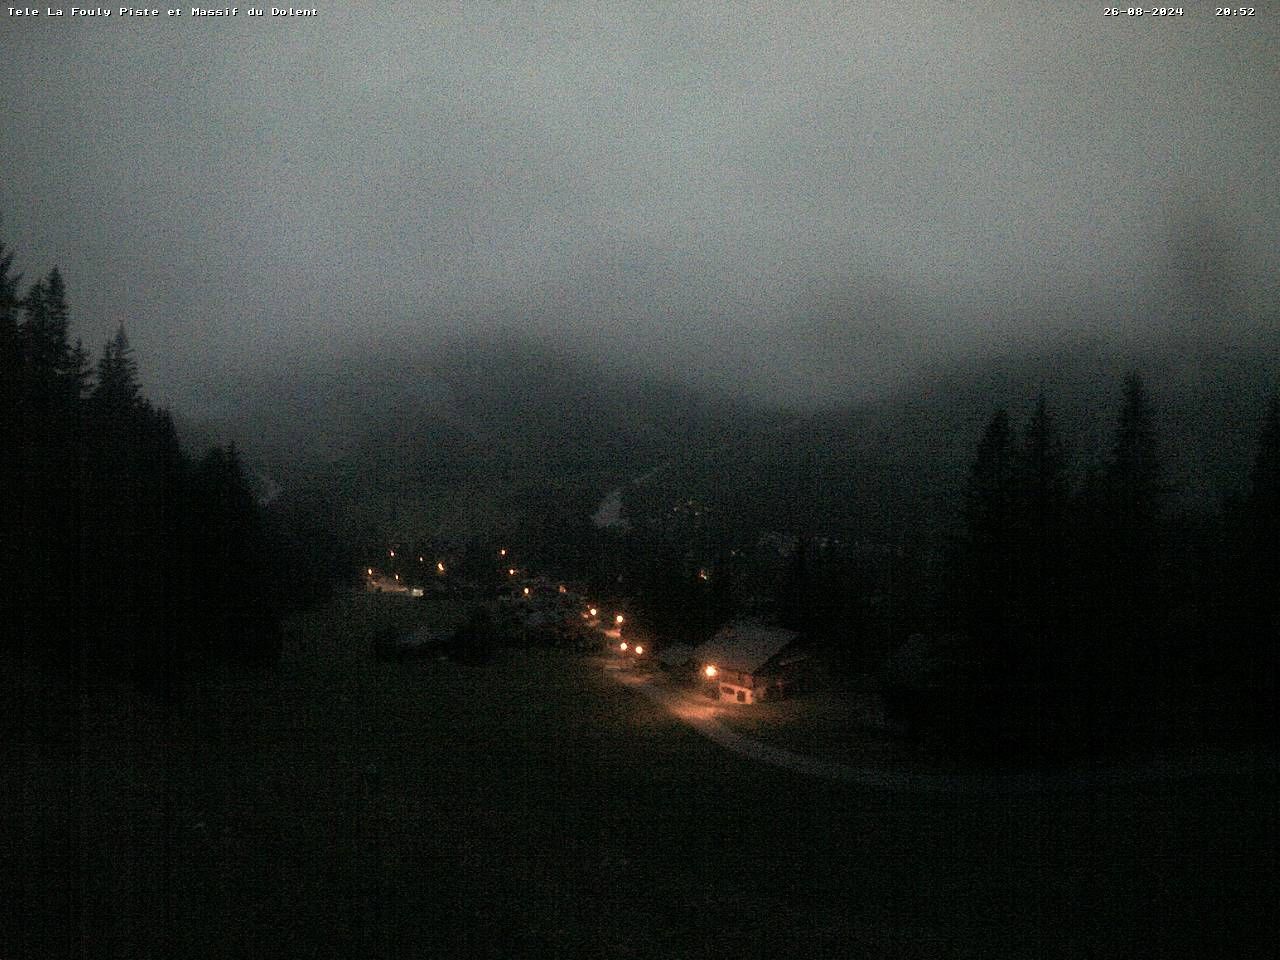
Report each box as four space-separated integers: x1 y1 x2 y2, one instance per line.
615 325 1278 547
177 335 757 549
176 325 1277 569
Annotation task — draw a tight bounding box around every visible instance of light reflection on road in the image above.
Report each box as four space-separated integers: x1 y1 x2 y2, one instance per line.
599 660 1276 796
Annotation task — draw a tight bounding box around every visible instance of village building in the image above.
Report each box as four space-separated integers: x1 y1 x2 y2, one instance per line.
365 573 423 597
692 620 805 704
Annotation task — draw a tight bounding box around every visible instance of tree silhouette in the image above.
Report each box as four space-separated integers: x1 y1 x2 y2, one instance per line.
92 324 142 411
18 269 78 386
960 409 1016 664
1100 372 1165 679
0 225 281 709
0 238 24 645
1107 373 1162 539
0 236 21 369
1240 395 1279 703
1014 396 1069 659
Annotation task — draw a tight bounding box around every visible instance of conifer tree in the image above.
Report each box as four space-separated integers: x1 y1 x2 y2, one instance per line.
43 268 70 368
1107 372 1162 538
1081 371 1167 704
0 237 21 640
0 225 282 691
19 271 72 375
1243 396 1279 667
1104 373 1163 633
961 408 1017 660
1015 395 1069 647
0 236 21 370
1246 396 1279 547
68 337 91 399
92 324 142 411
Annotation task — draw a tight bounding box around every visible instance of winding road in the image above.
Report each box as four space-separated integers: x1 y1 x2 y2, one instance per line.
603 661 1277 796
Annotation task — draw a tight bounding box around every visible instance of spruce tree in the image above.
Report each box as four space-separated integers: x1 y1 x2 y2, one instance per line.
961 409 1017 675
1106 373 1162 610
19 270 73 376
43 268 71 371
1246 396 1279 549
1016 396 1069 647
1107 372 1162 541
92 324 142 412
68 337 91 399
1243 396 1279 683
1096 372 1166 698
0 236 21 370
0 237 21 642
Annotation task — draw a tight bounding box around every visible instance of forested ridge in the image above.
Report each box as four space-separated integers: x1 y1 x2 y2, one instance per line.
4 218 1274 756
1 232 280 713
926 379 1278 751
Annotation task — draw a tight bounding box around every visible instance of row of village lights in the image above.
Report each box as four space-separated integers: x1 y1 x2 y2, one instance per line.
377 546 583 594
370 543 514 583
615 647 723 678
377 546 644 658
612 611 638 655
369 549 446 576
502 548 621 624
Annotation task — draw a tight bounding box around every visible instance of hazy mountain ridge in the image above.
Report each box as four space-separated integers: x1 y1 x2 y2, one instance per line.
175 325 1276 555
618 325 1279 545
174 335 755 545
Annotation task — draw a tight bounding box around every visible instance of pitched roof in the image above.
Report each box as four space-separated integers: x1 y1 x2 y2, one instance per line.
692 620 798 674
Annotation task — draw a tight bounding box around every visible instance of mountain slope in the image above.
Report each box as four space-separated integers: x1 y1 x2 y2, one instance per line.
177 326 1277 568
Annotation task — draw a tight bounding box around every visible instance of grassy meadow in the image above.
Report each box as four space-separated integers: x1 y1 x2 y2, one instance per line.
3 594 1276 958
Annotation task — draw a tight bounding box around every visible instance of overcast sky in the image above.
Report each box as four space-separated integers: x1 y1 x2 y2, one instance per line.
2 2 1276 407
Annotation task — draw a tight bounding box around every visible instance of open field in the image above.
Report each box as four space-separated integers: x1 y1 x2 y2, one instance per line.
4 595 1277 958
708 679 917 766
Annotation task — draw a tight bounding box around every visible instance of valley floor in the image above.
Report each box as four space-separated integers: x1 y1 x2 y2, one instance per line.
3 596 1276 958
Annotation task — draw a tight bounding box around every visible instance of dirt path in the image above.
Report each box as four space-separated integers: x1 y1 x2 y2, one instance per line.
603 662 1276 795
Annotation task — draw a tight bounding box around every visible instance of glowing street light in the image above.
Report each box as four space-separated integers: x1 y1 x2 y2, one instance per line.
620 642 628 652
705 664 718 678
367 568 373 576
508 568 517 577
615 614 624 625
389 549 395 557
523 586 530 597
634 645 644 655
589 607 598 618
437 561 445 573
499 548 507 557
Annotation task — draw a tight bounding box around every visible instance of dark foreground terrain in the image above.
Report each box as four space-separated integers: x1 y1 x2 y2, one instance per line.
4 595 1276 959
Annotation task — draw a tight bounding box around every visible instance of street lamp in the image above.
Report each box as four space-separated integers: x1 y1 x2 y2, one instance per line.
705 664 718 678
